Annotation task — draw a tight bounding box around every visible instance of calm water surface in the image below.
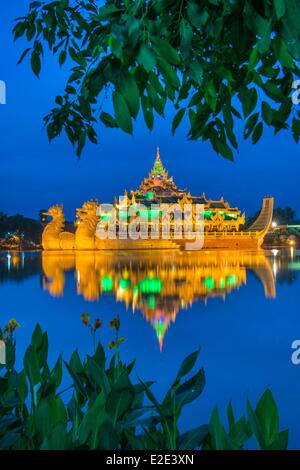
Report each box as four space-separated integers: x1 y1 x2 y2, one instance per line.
1 249 300 448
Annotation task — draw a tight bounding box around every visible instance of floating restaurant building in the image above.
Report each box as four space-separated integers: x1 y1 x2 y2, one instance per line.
42 148 274 250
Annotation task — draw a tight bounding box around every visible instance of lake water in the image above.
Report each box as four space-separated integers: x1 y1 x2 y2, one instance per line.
1 248 300 448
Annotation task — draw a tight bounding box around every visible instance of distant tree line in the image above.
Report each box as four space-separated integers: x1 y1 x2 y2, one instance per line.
0 212 43 244
246 206 298 228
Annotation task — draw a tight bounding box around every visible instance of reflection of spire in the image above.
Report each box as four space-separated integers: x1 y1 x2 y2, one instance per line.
154 313 169 351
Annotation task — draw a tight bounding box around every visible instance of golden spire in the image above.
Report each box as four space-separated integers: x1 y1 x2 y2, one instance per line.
150 146 167 177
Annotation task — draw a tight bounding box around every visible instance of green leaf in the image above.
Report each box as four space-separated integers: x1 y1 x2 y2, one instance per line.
100 112 118 128
31 51 41 77
137 45 156 72
273 37 294 68
18 370 28 403
112 91 133 134
173 349 199 385
214 139 234 161
59 50 67 66
227 401 235 433
177 425 208 450
189 62 203 85
120 71 140 119
24 345 41 386
106 372 135 424
209 407 232 450
179 19 193 52
262 82 286 103
141 95 154 131
204 80 217 113
157 57 180 88
152 36 180 65
255 389 279 447
248 46 260 70
172 108 185 135
244 112 259 139
252 122 263 144
262 102 273 124
238 88 258 118
274 0 286 20
246 399 265 449
17 48 31 65
175 368 205 409
268 429 289 450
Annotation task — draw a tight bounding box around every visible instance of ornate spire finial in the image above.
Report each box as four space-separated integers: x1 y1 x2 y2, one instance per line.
150 146 167 177
156 145 161 160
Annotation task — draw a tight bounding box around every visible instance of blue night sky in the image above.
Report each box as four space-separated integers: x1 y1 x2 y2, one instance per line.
1 1 300 220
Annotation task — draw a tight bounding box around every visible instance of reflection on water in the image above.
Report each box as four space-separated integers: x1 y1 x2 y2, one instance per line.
43 251 277 349
0 249 298 349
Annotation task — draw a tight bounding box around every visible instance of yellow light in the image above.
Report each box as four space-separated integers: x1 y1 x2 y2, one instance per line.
271 221 277 228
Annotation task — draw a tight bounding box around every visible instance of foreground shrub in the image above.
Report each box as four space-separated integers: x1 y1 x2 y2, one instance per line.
0 324 288 450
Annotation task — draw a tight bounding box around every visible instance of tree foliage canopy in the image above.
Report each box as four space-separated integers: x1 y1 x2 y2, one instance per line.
13 0 300 157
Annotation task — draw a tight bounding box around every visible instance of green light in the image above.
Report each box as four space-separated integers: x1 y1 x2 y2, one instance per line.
204 210 215 220
138 209 149 220
220 212 238 220
101 276 113 292
100 213 112 221
119 210 128 220
205 277 215 290
119 278 131 289
220 278 225 289
133 286 139 294
226 274 238 287
146 191 154 200
139 278 162 294
148 295 156 309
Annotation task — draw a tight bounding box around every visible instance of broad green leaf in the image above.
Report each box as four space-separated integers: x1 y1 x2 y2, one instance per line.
255 389 279 447
157 57 180 88
172 108 185 135
262 102 273 124
100 112 118 128
141 95 154 131
189 62 203 85
209 407 232 450
18 370 28 403
120 71 140 119
252 122 263 144
238 88 258 118
59 50 67 66
268 429 289 450
106 372 135 424
175 368 205 409
173 349 199 385
262 82 286 103
244 112 259 139
112 91 133 134
274 0 286 20
273 37 294 68
177 425 208 450
214 139 234 161
24 345 41 386
204 80 217 113
137 45 156 72
246 399 265 449
179 19 193 52
31 51 41 77
152 36 180 65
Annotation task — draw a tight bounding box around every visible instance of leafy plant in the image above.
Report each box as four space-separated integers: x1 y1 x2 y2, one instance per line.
0 323 289 450
13 0 300 158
